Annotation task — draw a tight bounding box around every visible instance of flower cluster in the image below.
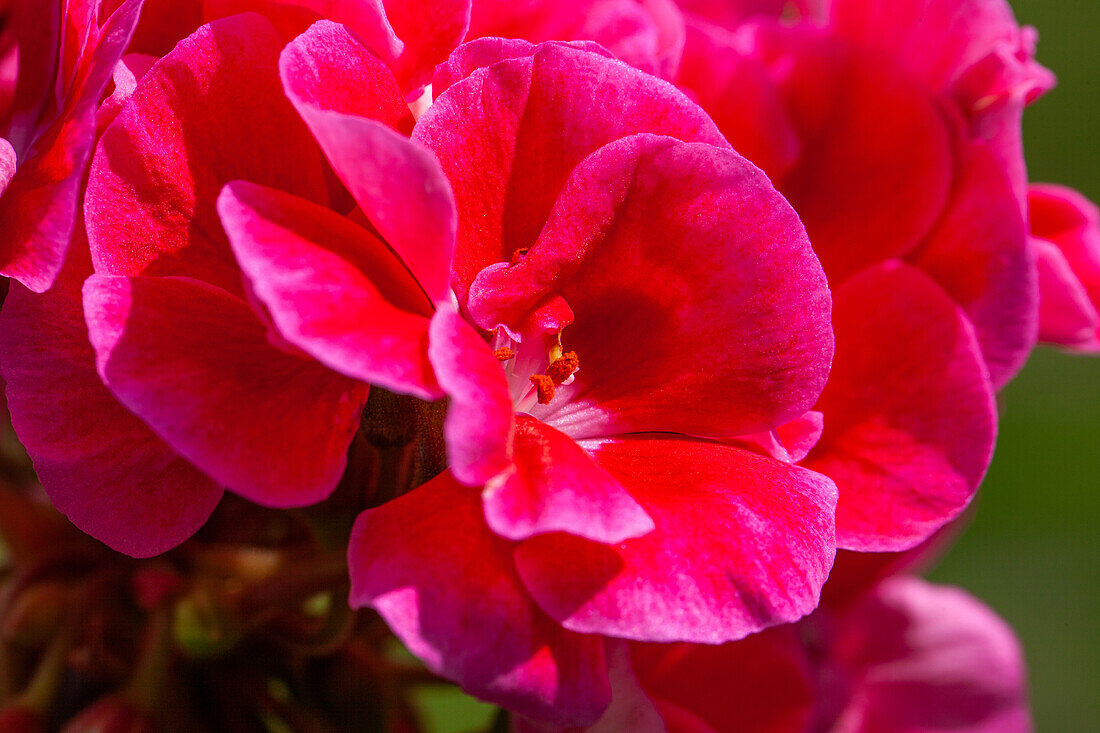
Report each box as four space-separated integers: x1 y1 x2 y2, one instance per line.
0 0 1095 730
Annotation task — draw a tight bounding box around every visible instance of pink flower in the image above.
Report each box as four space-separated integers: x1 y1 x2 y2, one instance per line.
1028 184 1100 352
670 0 1050 552
221 32 836 722
0 4 469 556
0 0 142 292
544 577 1029 733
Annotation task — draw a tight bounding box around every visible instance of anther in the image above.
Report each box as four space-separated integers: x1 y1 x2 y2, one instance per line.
510 248 529 266
493 347 516 361
529 374 556 404
545 351 579 384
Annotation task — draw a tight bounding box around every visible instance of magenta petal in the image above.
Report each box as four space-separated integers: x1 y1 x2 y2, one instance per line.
426 304 514 486
1028 184 1100 351
484 415 654 544
470 134 832 439
83 274 368 508
0 252 222 557
910 143 1037 388
754 25 954 284
1033 239 1098 349
281 24 457 304
0 139 15 193
0 0 144 292
218 181 441 399
348 472 611 726
86 13 333 294
835 576 1031 733
278 19 413 131
415 41 729 304
378 0 472 94
515 438 838 643
677 17 800 177
805 261 997 552
432 37 615 96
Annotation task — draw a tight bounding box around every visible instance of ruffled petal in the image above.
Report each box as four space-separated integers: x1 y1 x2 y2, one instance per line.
833 577 1031 733
483 415 654 544
469 134 832 439
426 303 514 486
281 20 457 303
1028 184 1100 351
86 13 333 294
414 41 729 304
910 142 1037 388
348 471 611 726
83 274 368 507
749 24 954 285
218 181 441 398
515 437 837 643
0 0 143 292
804 261 997 552
0 248 221 557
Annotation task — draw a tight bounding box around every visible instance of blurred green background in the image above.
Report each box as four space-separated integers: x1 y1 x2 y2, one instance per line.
927 1 1100 730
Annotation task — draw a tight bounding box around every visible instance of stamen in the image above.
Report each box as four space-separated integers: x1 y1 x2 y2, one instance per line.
529 374 556 404
510 248 529 266
545 351 579 384
493 347 516 361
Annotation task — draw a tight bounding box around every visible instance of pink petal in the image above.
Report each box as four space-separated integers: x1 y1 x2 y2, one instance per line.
631 627 815 733
910 142 1037 389
0 247 222 557
95 53 158 132
469 134 832 440
834 576 1031 733
804 261 997 552
676 16 800 177
348 471 611 726
1028 184 1100 351
413 41 729 305
432 37 615 97
277 19 413 132
751 24 954 285
483 415 654 543
218 180 441 399
1033 240 1098 349
0 0 143 292
280 21 457 303
85 13 333 295
515 437 838 643
426 303 514 486
375 0 472 94
83 274 368 508
0 139 15 192
467 0 684 78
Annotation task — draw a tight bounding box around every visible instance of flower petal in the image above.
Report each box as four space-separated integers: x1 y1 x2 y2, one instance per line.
910 142 1037 388
1028 184 1100 351
0 0 143 292
83 274 368 507
86 13 333 294
469 134 832 439
751 24 954 285
414 41 729 304
515 437 838 643
281 21 457 303
426 303 514 486
0 248 222 557
348 471 611 726
834 576 1031 733
804 261 997 552
218 181 441 399
484 415 654 544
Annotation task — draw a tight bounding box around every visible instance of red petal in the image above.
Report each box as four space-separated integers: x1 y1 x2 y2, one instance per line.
515 438 837 643
83 274 368 507
348 472 611 726
805 261 997 552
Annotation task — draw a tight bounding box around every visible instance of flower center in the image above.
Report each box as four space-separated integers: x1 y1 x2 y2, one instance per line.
493 331 580 409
